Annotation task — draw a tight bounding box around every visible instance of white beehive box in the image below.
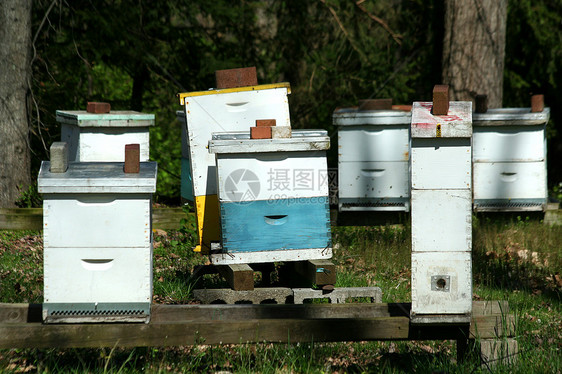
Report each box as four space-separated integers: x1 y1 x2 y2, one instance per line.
38 161 157 323
410 101 473 324
176 110 193 202
208 130 331 265
334 108 411 211
178 83 292 253
473 108 550 211
56 110 154 162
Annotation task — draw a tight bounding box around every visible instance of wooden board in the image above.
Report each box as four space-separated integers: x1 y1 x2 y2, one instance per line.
0 302 514 348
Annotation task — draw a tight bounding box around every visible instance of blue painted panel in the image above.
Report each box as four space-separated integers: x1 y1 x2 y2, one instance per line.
181 157 194 201
220 197 331 253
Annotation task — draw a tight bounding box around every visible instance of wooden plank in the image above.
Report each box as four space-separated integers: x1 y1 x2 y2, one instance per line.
472 300 509 316
292 260 337 286
217 264 254 291
0 317 410 349
470 314 516 339
0 207 192 231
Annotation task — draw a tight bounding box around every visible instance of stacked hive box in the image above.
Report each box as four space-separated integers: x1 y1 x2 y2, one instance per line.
56 110 154 162
178 82 292 253
410 98 473 324
208 131 332 265
39 161 157 323
176 110 194 202
472 107 550 211
334 106 411 212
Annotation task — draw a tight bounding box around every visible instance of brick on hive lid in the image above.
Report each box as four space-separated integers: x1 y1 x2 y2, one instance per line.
531 94 544 113
49 142 69 173
475 94 488 113
215 67 258 89
358 98 393 111
86 102 111 114
432 85 449 115
124 144 140 173
250 126 272 139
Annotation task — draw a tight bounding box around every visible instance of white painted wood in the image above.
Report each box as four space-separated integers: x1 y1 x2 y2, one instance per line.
338 161 409 198
210 247 332 265
43 195 151 248
411 189 472 252
411 138 471 190
411 251 472 315
181 84 291 197
338 126 409 162
215 151 329 202
473 126 545 162
473 162 547 200
37 161 157 194
44 246 152 303
209 135 329 154
473 107 550 126
411 101 472 138
333 108 411 126
61 126 150 162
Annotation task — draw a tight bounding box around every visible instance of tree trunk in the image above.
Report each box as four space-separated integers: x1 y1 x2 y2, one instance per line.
0 0 32 207
442 0 507 108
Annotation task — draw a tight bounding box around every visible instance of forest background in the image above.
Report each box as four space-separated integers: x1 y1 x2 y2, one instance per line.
4 0 562 204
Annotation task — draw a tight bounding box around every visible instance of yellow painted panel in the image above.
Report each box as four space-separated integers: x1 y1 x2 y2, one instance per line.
194 195 221 254
178 82 291 104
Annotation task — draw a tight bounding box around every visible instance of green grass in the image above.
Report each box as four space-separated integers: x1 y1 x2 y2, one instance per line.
1 215 561 373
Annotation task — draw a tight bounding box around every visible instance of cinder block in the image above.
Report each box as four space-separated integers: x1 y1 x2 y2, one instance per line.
86 102 111 114
193 287 293 304
358 99 393 111
215 67 258 89
256 119 276 127
250 126 272 139
531 94 544 113
124 144 140 173
271 126 292 139
432 85 449 115
49 142 69 173
292 287 382 304
475 94 488 113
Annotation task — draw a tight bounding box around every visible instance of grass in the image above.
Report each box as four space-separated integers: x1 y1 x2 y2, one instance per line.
0 214 561 373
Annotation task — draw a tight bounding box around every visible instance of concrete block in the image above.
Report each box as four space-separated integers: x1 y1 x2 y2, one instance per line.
49 142 69 173
292 287 382 304
531 94 544 113
250 126 272 139
86 102 111 114
432 85 449 115
475 94 488 113
215 67 258 89
358 99 392 111
124 144 140 173
193 287 293 304
271 126 292 139
256 119 276 127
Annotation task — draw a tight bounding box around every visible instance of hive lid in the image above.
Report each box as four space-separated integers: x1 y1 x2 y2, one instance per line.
178 82 291 105
208 130 329 154
38 161 157 193
56 110 155 127
411 101 472 138
333 107 412 126
473 107 550 126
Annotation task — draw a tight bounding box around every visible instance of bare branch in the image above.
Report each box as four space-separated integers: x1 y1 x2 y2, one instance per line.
355 1 403 46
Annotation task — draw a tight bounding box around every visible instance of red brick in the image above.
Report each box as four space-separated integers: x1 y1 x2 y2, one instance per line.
392 104 412 112
531 94 544 113
250 126 272 139
256 119 276 127
215 67 258 89
475 94 488 113
432 85 449 115
124 144 140 173
358 98 393 111
86 102 111 114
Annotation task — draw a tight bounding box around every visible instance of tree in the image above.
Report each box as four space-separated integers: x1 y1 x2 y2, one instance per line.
0 0 32 207
442 0 508 107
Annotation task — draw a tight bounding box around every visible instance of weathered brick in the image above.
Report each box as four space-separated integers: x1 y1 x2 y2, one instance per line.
271 126 292 139
250 126 272 139
531 94 544 113
475 94 488 113
358 98 393 111
392 104 412 112
256 119 276 127
432 85 449 115
215 67 258 89
49 142 68 173
86 102 111 114
124 144 140 173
